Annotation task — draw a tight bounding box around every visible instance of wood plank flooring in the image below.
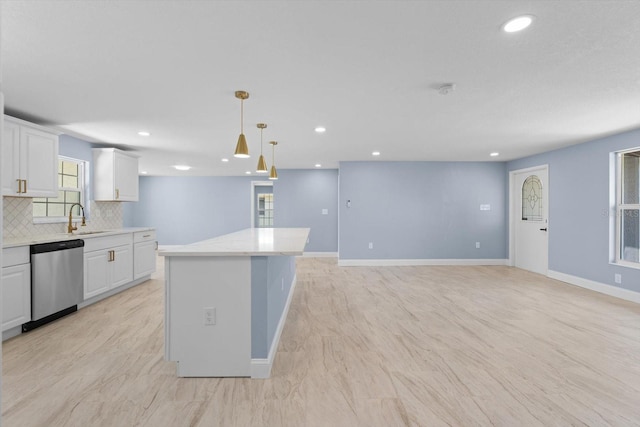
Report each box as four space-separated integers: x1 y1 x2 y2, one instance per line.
3 257 640 426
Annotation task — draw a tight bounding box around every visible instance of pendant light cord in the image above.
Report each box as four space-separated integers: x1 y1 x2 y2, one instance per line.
240 99 244 134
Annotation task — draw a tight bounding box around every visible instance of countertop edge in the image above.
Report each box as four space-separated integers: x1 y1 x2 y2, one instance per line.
3 227 155 248
159 250 305 257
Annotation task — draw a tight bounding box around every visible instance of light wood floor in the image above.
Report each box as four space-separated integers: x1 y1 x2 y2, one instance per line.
3 257 640 426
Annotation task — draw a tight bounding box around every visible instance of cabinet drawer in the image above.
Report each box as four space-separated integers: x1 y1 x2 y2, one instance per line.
134 230 156 243
83 233 133 253
2 246 30 267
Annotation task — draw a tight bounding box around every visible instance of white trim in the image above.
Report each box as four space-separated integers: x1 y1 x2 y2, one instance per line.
250 273 297 378
337 259 509 267
548 270 640 304
300 252 338 258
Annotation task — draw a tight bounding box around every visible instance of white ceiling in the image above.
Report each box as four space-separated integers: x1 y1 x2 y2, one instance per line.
2 0 640 176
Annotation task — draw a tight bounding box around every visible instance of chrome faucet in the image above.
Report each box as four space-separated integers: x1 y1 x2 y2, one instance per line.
67 203 87 234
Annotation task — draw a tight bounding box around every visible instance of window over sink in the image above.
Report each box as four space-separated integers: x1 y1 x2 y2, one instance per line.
33 156 88 223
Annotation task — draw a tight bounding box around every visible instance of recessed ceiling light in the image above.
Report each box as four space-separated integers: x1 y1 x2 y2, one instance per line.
140 171 148 174
138 131 151 137
372 151 381 156
490 152 500 157
315 164 322 168
245 171 251 175
315 126 326 133
221 158 229 162
502 15 534 33
173 165 191 171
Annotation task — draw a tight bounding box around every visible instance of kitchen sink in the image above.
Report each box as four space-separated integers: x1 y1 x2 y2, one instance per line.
71 231 108 236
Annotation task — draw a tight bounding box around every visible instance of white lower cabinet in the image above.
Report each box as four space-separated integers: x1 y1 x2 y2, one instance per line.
2 247 31 331
134 230 157 279
83 234 133 300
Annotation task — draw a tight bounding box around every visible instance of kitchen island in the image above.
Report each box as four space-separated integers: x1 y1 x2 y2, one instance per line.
160 227 309 378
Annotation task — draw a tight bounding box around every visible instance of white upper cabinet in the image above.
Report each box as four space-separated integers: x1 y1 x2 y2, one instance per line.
93 148 139 201
2 116 59 197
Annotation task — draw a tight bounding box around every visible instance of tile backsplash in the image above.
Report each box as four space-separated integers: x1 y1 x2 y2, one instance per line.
3 197 123 239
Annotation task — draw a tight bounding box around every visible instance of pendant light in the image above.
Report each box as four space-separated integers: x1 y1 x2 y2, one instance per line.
269 141 278 180
256 123 268 173
233 90 250 158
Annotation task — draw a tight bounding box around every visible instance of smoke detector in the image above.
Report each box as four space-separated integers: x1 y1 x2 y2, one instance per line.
438 83 456 95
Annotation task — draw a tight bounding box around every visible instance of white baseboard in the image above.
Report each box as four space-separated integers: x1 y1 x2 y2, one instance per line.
250 273 297 378
548 270 640 304
337 258 509 267
300 252 338 258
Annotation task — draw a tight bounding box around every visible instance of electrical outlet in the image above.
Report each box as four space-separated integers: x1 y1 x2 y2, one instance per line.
614 274 622 284
204 307 216 325
476 242 480 249
281 278 284 291
322 209 328 215
368 242 373 249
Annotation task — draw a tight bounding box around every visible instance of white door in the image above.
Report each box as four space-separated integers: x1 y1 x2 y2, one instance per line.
513 166 549 275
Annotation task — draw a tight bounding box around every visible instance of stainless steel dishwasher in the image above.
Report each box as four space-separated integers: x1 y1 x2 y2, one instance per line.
23 239 84 332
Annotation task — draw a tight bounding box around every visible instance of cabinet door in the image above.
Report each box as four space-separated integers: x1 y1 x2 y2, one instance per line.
20 126 58 197
84 250 110 300
111 244 133 288
114 151 139 201
134 240 156 279
2 264 31 331
2 120 21 195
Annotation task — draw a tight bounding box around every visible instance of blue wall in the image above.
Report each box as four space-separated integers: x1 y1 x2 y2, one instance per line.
124 176 261 245
125 169 339 250
274 169 338 252
508 128 640 293
251 255 295 359
59 134 93 161
339 161 508 260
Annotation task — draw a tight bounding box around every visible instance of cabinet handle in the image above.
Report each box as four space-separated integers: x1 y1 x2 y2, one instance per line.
143 234 151 238
23 180 27 194
108 250 115 262
115 188 120 199
16 179 22 194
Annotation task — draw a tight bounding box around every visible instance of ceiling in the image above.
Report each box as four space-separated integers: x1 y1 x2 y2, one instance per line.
2 0 640 176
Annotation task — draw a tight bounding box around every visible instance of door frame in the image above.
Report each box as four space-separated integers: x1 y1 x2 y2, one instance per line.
250 180 273 228
508 164 549 269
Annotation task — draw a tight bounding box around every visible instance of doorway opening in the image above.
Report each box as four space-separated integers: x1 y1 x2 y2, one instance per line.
251 181 274 228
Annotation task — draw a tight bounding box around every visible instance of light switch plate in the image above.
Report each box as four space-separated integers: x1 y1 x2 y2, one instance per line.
322 209 328 215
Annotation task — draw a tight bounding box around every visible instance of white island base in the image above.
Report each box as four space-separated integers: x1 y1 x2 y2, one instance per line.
161 228 309 378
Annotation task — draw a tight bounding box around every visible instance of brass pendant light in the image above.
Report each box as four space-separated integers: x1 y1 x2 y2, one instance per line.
233 90 250 158
269 141 278 180
256 123 268 173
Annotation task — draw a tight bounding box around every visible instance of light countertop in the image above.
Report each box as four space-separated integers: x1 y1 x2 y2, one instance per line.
159 228 310 257
3 227 155 248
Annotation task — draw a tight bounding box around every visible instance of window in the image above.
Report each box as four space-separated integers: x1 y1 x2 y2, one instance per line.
33 156 87 222
257 193 274 227
615 149 640 265
521 175 543 221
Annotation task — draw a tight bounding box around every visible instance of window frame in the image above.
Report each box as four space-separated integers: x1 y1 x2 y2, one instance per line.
614 148 640 268
33 155 89 224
